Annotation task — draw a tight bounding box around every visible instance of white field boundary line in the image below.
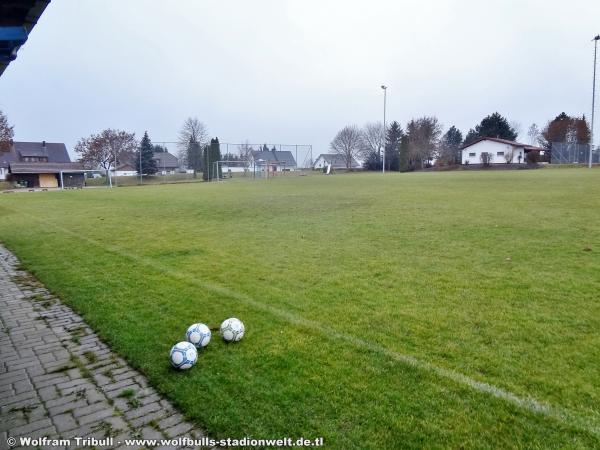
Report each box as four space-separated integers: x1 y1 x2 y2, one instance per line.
13 214 600 438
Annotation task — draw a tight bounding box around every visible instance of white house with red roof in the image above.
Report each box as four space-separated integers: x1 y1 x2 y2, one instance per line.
461 137 544 165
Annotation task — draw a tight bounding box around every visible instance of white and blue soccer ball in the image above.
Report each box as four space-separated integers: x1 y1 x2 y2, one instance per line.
186 323 211 348
220 318 245 342
169 341 198 370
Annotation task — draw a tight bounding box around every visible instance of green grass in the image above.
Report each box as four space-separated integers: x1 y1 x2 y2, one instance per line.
1 170 599 448
82 169 280 187
83 173 202 187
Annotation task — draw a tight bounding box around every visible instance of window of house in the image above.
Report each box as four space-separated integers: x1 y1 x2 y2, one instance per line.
22 156 47 163
469 152 476 157
497 152 504 156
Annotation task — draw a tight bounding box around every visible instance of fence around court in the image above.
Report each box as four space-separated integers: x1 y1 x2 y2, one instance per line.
550 142 600 164
152 142 314 170
219 143 314 170
83 141 314 188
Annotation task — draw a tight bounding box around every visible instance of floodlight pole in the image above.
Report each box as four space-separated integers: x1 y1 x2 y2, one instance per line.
381 85 387 174
591 35 599 168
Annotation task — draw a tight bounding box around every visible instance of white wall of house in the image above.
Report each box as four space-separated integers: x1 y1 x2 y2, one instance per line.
314 156 331 169
313 155 360 169
221 164 248 173
252 162 293 172
113 170 137 176
0 167 6 180
462 140 525 165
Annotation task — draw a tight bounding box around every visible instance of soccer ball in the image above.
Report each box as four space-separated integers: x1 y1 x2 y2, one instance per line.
186 323 211 348
169 341 198 370
220 318 245 342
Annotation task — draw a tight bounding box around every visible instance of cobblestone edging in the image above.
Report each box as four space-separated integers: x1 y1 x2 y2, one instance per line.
0 245 211 449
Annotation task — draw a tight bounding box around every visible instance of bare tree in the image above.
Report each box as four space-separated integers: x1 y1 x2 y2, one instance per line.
238 140 254 163
406 116 442 169
177 117 208 166
480 152 493 167
510 120 522 141
75 129 137 175
504 148 514 163
527 123 540 146
0 110 14 152
360 122 384 159
330 125 363 169
566 124 578 144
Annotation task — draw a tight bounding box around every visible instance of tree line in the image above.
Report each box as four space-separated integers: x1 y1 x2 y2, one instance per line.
1 108 593 174
330 111 592 170
73 117 279 180
71 117 226 180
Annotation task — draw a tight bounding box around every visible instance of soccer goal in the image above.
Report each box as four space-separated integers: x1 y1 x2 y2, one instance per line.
214 160 252 180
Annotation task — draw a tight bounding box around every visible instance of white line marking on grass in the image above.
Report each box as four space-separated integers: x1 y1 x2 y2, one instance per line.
20 216 600 437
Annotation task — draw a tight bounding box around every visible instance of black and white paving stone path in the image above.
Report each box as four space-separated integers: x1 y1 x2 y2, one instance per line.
0 245 211 450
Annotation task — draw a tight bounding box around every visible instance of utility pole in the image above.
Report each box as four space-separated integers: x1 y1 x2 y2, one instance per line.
381 85 387 174
590 35 599 168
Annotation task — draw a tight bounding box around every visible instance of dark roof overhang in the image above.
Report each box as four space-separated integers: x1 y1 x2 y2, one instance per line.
0 0 51 77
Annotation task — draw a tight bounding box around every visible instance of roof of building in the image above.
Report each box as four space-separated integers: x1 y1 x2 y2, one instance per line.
461 137 544 151
115 162 136 171
1 141 71 168
10 162 84 174
315 153 361 168
251 150 296 166
153 151 179 168
0 0 51 77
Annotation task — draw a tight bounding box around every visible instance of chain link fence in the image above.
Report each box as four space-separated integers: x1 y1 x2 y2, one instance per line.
550 142 599 164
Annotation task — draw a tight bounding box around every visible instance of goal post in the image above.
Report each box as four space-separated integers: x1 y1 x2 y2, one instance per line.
214 160 253 180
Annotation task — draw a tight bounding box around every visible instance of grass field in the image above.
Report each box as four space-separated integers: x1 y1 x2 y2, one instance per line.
1 169 599 448
84 173 201 187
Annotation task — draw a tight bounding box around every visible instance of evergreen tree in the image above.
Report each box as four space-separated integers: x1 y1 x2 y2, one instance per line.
212 137 222 179
464 112 518 145
136 131 158 175
187 137 203 178
202 144 210 181
385 121 403 171
362 151 381 170
262 144 269 152
202 137 223 181
439 126 463 165
399 135 410 172
464 129 479 145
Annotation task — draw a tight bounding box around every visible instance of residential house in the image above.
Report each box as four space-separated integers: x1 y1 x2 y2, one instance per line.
114 151 180 176
249 149 297 173
313 153 361 170
461 137 544 165
1 141 85 188
113 160 137 177
153 151 179 174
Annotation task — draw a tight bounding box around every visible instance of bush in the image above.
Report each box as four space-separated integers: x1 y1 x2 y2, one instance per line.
526 151 540 165
480 152 493 167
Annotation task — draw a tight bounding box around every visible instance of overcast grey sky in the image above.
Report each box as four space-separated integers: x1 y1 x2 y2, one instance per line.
0 0 598 161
